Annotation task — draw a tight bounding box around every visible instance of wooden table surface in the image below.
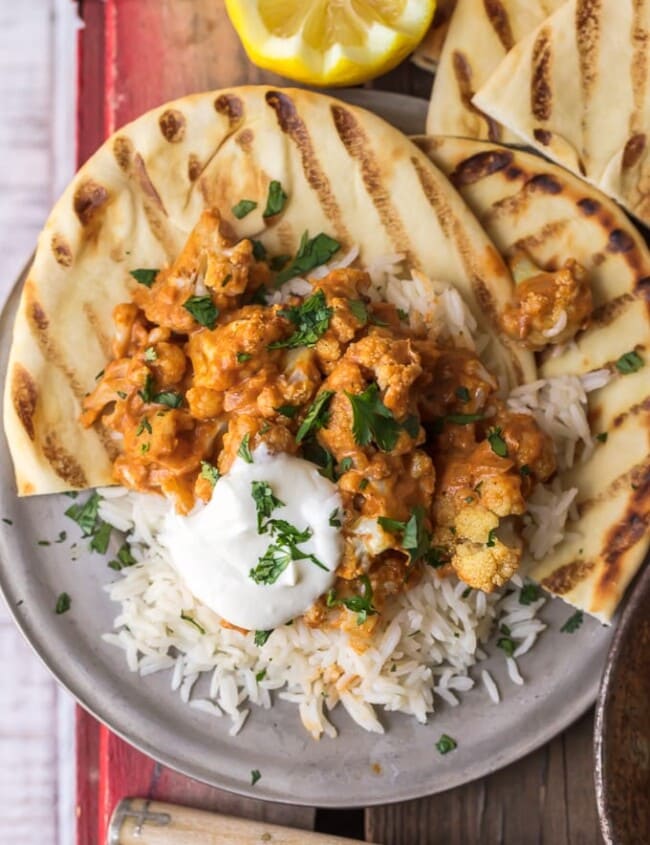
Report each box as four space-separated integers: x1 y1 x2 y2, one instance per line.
78 1 600 842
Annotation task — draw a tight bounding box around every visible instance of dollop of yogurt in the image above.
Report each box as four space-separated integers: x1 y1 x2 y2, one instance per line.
160 449 342 630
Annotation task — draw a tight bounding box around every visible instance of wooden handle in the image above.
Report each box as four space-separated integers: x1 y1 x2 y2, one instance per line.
108 799 378 845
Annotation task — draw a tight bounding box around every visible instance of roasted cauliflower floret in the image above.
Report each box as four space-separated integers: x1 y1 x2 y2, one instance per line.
452 538 521 592
501 258 592 350
454 503 498 544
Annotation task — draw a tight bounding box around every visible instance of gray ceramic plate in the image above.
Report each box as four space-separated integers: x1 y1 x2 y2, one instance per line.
0 91 614 808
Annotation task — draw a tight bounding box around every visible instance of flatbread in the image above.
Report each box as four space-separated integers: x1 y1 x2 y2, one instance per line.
412 0 458 72
3 86 533 498
426 0 565 141
473 0 650 227
416 135 650 621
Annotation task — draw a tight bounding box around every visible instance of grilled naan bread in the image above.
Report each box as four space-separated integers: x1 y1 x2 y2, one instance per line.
474 0 650 227
416 135 650 621
412 0 458 72
3 86 533 497
426 0 564 141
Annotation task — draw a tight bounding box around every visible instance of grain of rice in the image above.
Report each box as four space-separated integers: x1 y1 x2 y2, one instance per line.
506 657 524 686
481 670 500 703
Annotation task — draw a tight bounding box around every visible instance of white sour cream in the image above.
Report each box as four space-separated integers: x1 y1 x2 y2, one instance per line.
160 449 342 631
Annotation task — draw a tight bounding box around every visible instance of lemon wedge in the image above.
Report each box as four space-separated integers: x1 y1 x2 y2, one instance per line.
225 0 436 87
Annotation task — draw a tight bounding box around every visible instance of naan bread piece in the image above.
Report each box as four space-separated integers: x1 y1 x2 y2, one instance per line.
412 0 457 72
4 87 534 497
416 135 650 622
473 0 650 227
426 0 565 141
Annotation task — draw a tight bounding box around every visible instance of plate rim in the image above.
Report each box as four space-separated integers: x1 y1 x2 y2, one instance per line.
0 90 614 808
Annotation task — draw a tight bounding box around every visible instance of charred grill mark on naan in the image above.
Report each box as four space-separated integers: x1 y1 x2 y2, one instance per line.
41 433 88 488
158 108 186 143
51 234 73 267
73 179 110 229
541 558 595 594
187 153 202 183
331 104 419 266
10 364 38 441
531 27 553 122
449 149 514 186
82 303 113 359
266 91 350 244
452 50 502 142
575 0 602 106
483 0 515 50
630 0 648 133
623 133 647 169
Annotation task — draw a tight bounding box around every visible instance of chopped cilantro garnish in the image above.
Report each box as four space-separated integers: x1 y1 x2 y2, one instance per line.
251 480 285 533
256 669 267 682
236 352 252 363
519 583 541 605
254 629 272 647
520 464 531 476
2 518 13 526
455 386 470 403
269 290 333 350
180 611 206 635
200 461 220 487
397 308 409 321
263 180 287 217
221 273 232 287
55 592 71 615
95 369 104 381
249 517 327 585
231 198 257 219
296 390 334 443
183 295 219 329
486 528 496 548
129 268 158 288
65 492 101 536
402 414 420 438
348 299 368 325
152 391 183 408
329 575 377 625
251 769 262 786
346 382 401 452
329 508 341 527
615 350 644 374
444 413 485 426
301 438 336 481
487 426 508 458
275 404 298 418
435 734 457 755
358 478 369 491
140 442 151 455
89 521 112 554
560 610 584 633
497 635 515 657
274 231 341 286
461 586 472 599
144 346 157 362
238 434 254 464
38 540 50 546
138 373 154 403
377 506 431 563
424 546 449 569
596 432 608 443
251 239 267 261
108 542 137 571
116 391 127 399
136 418 152 436
338 457 353 473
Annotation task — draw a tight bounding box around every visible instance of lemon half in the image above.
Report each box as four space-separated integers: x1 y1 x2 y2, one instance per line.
225 0 436 87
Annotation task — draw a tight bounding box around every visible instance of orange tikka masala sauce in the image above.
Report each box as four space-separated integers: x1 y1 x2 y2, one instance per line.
83 209 561 639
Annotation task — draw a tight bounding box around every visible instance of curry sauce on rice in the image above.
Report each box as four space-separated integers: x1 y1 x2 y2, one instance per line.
82 208 586 639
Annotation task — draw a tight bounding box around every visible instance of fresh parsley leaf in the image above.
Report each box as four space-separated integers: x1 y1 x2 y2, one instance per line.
108 542 137 571
615 350 644 374
231 198 257 219
129 268 158 288
436 734 457 755
153 391 183 408
251 769 262 786
346 382 401 452
338 457 353 473
402 414 420 438
455 386 470 403
183 295 219 329
329 508 341 527
236 352 252 363
89 521 112 554
200 461 220 487
348 299 368 324
275 404 298 418
296 390 334 443
2 518 13 525
497 635 515 657
274 231 341 286
301 438 336 481
263 180 287 217
251 480 285 532
519 583 541 605
461 586 472 599
249 518 327 584
38 540 51 546
238 434 254 464
55 592 71 615
560 610 584 633
486 528 496 548
136 417 152 436
269 290 333 349
249 544 293 584
65 492 101 536
334 575 377 625
358 478 369 491
256 669 266 682
180 611 206 635
487 426 508 458
500 623 511 636
251 239 267 261
254 629 272 647
596 432 608 443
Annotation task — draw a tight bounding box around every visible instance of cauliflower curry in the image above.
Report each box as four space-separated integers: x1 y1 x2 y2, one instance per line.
83 210 560 636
